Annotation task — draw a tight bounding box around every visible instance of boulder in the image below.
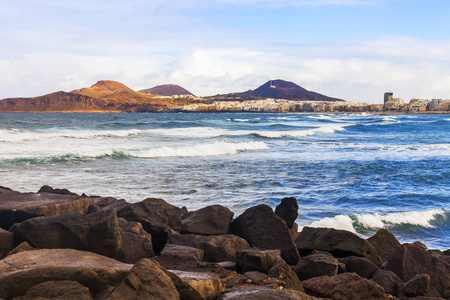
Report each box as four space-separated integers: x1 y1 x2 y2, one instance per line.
302 273 392 300
103 258 180 300
0 187 93 229
236 249 282 274
268 260 304 292
244 271 269 284
294 252 338 280
37 185 78 195
223 274 249 290
181 205 234 235
159 244 204 262
231 205 300 265
162 269 207 300
339 256 380 279
295 227 382 266
92 197 129 212
0 228 14 258
6 241 35 257
0 248 132 299
14 280 93 300
367 229 401 263
117 198 182 253
115 218 155 263
403 274 431 297
219 286 320 300
371 269 403 297
10 210 121 258
275 197 298 229
171 270 222 300
168 232 250 262
385 243 450 298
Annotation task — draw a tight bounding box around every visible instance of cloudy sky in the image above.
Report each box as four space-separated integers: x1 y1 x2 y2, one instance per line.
1 0 450 103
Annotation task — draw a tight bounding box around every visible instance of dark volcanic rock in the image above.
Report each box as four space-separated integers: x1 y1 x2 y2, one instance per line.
268 260 304 292
15 280 93 300
104 258 180 300
302 273 390 300
231 204 300 265
339 256 380 279
385 243 450 298
6 241 35 257
275 197 298 229
371 269 403 297
168 232 250 262
181 205 234 235
0 187 93 229
171 270 222 300
294 252 338 280
403 274 431 297
0 248 132 299
93 197 129 212
115 218 155 263
37 185 78 195
0 228 14 259
10 210 121 258
368 229 401 262
117 198 181 253
236 249 282 274
295 227 382 266
219 286 320 300
158 244 204 262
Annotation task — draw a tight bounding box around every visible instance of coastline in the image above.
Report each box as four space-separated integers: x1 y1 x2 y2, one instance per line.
0 186 448 299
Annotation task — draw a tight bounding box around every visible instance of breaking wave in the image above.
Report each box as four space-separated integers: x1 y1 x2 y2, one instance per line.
308 209 447 233
0 129 142 142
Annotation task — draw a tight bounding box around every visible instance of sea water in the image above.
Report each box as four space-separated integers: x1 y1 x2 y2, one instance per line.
0 112 448 249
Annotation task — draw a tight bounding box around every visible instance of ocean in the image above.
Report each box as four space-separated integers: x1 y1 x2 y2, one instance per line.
0 112 448 249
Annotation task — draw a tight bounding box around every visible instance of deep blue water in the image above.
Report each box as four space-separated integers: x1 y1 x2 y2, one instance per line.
0 112 448 249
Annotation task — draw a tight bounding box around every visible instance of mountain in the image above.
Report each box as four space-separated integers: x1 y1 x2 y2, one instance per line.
140 84 194 97
0 80 183 112
216 79 344 101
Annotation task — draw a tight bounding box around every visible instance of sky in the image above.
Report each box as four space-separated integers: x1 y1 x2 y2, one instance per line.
1 0 450 103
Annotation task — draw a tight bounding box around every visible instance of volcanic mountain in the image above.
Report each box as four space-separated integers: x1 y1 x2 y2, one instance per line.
0 80 184 112
217 79 344 101
140 84 194 97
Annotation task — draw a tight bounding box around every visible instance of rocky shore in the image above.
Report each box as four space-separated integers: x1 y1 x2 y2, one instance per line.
0 186 448 300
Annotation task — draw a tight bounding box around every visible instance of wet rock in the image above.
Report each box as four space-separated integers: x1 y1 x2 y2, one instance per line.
103 258 180 300
117 198 182 253
10 210 121 258
0 188 93 229
302 273 392 300
295 227 382 266
367 229 401 262
168 232 250 262
339 256 380 279
219 286 320 300
231 204 300 265
371 269 403 297
403 274 431 297
236 249 282 274
171 270 222 300
0 228 14 259
275 197 298 229
268 260 304 292
181 205 234 235
115 218 155 263
0 248 132 299
294 252 338 281
37 185 78 195
14 280 93 300
6 241 35 257
385 243 450 298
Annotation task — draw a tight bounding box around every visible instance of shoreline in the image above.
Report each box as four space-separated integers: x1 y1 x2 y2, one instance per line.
0 186 448 299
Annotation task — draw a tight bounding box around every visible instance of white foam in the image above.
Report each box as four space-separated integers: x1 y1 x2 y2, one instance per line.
256 124 347 138
123 141 269 158
355 209 446 228
309 215 357 233
0 129 141 142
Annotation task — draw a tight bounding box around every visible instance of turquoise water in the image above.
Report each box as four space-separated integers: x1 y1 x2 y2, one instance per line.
0 112 448 249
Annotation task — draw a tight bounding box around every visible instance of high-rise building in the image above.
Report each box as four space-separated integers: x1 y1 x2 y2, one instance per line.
384 92 393 104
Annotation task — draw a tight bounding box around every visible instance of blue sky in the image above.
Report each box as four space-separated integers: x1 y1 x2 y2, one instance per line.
1 0 450 103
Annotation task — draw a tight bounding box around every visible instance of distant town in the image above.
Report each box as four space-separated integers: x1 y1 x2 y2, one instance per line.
169 93 450 113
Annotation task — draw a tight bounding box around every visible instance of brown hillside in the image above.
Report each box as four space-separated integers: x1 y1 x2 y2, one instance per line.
71 80 138 99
